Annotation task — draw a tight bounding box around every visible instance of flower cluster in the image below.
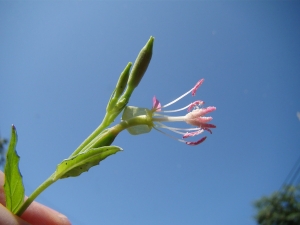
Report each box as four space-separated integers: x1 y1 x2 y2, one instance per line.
151 79 216 145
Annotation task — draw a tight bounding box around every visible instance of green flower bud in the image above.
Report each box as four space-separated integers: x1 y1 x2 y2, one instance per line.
127 36 154 89
117 36 154 109
106 62 132 112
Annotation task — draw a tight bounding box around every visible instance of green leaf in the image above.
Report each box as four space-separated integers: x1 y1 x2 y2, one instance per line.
4 125 25 214
54 146 122 180
122 106 152 135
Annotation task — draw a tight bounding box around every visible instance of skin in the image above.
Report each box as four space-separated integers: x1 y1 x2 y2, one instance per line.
0 171 71 225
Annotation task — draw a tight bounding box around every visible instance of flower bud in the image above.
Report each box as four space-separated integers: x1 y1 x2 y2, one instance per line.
127 36 154 89
106 62 132 112
117 36 154 110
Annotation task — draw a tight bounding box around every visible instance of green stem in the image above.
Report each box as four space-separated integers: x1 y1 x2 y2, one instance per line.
70 113 111 157
15 173 56 216
111 115 152 135
15 114 152 216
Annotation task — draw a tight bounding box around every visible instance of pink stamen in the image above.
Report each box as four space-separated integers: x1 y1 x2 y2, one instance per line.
186 136 207 146
201 106 216 115
187 100 204 112
151 78 215 146
203 128 212 134
186 117 216 131
183 129 203 138
196 116 213 123
185 107 216 125
201 123 216 129
200 123 216 134
191 79 204 96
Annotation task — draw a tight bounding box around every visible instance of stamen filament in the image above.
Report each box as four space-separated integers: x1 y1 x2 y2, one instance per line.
162 88 194 108
160 103 192 113
153 127 187 143
148 79 214 146
156 125 201 131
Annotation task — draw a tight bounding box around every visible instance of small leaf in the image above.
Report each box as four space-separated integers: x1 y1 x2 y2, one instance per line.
4 125 25 214
54 146 122 180
122 106 152 135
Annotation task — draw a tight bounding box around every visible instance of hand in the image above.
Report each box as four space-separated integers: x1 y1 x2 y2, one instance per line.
0 171 71 225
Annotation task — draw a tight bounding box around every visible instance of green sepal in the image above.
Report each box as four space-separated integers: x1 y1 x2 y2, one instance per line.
4 125 25 214
54 146 122 180
122 106 152 135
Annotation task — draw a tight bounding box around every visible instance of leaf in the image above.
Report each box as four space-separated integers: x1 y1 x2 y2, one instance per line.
54 146 122 180
122 106 152 135
4 125 25 214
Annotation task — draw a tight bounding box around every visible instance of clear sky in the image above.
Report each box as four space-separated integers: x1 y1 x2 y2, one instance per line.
1 1 300 225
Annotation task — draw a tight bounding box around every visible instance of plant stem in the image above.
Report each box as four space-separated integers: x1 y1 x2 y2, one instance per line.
70 114 111 157
15 114 152 216
15 173 56 216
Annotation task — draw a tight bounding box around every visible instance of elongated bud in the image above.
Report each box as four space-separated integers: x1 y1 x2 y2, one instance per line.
115 63 132 98
117 36 154 109
106 62 132 112
127 36 154 89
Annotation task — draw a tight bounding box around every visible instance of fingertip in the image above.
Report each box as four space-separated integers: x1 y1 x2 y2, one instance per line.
21 201 71 225
0 204 31 225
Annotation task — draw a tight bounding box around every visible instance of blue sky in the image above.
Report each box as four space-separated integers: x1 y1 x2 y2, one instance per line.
1 1 300 225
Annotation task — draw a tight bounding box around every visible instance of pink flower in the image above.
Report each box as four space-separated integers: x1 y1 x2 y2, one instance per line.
151 79 216 146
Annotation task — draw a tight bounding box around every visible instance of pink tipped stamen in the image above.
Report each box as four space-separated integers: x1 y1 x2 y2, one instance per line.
189 107 216 117
161 101 202 113
200 123 217 134
191 79 204 96
186 118 216 130
203 128 213 134
196 117 213 123
183 129 204 138
201 123 217 129
187 100 204 112
154 122 210 145
151 78 214 146
162 79 204 108
200 106 216 115
186 136 207 146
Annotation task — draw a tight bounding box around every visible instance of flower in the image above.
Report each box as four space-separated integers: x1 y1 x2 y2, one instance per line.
151 79 216 146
